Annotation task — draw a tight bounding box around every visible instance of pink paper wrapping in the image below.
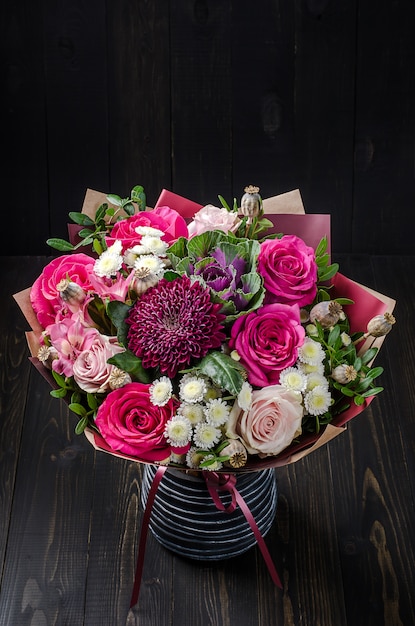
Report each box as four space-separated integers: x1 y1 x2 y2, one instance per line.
14 188 395 470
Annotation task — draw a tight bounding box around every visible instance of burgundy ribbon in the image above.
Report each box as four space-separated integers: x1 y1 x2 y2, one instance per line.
130 467 282 608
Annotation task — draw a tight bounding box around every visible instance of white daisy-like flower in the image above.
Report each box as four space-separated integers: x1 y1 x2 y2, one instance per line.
177 402 205 425
304 386 332 416
237 381 253 411
134 254 165 276
204 398 230 426
279 367 307 393
140 235 168 256
298 361 325 376
164 415 192 447
135 225 165 237
185 446 207 469
179 376 207 403
201 455 223 471
149 376 173 406
94 241 123 277
305 372 329 392
298 338 325 365
341 332 351 346
193 422 221 448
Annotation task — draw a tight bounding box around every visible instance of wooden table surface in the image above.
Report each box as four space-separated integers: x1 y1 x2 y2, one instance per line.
1 255 414 626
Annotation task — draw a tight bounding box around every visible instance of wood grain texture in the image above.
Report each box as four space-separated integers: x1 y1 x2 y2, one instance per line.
2 255 414 625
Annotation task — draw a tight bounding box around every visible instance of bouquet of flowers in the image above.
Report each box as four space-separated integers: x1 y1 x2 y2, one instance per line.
15 185 396 474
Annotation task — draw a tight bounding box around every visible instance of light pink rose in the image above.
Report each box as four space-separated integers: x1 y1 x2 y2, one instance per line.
30 253 95 328
73 334 124 393
258 235 317 307
226 385 303 457
106 207 188 251
229 303 305 387
187 205 240 237
95 382 179 462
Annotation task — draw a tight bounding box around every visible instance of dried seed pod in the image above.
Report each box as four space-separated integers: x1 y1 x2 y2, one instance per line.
366 312 396 337
56 278 86 311
309 300 343 328
332 364 358 384
131 267 159 295
222 440 248 469
239 185 261 223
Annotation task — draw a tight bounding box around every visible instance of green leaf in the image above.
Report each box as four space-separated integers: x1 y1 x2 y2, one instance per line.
106 193 123 207
106 300 132 345
218 194 232 211
93 238 104 255
68 403 87 417
131 185 146 211
366 366 383 380
107 350 151 383
50 388 67 398
68 211 95 226
328 325 341 347
78 227 94 239
354 395 366 406
87 393 98 410
361 347 378 365
46 238 75 252
75 416 89 435
340 386 356 397
199 352 246 395
95 203 108 222
318 263 339 282
361 386 384 398
51 370 67 387
315 236 328 258
335 298 354 306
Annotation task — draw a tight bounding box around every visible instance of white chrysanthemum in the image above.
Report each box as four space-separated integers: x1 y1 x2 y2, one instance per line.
134 254 165 276
298 361 325 376
177 402 205 425
237 381 253 411
94 242 123 277
164 416 192 447
185 446 206 469
304 386 332 416
140 235 168 256
135 225 165 237
298 338 325 365
305 372 329 392
279 367 307 393
204 398 230 426
193 422 221 448
149 376 173 406
201 454 223 471
179 376 207 403
341 332 351 346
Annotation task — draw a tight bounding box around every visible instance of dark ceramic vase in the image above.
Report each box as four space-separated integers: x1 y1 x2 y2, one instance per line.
141 464 278 561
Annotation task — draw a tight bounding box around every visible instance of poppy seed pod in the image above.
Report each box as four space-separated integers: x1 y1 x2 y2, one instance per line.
367 312 396 337
240 185 261 223
309 300 343 328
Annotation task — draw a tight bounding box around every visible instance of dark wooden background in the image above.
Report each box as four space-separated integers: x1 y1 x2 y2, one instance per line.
2 0 415 255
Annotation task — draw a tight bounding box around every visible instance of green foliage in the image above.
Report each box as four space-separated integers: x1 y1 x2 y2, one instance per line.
198 351 246 396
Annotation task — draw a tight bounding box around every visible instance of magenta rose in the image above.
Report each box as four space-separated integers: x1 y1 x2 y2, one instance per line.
94 382 178 462
229 303 305 387
106 207 188 251
30 253 95 328
258 235 317 307
226 385 303 456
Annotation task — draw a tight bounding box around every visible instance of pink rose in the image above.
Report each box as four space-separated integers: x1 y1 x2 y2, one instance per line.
73 334 124 393
106 207 188 251
258 235 317 307
30 253 95 328
187 205 240 237
229 303 305 387
226 385 303 456
95 382 178 462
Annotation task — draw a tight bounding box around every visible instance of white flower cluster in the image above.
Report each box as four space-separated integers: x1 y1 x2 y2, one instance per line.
150 373 253 470
279 338 332 417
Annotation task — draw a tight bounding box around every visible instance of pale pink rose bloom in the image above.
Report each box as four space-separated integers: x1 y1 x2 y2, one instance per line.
226 385 303 457
188 205 240 237
73 333 124 394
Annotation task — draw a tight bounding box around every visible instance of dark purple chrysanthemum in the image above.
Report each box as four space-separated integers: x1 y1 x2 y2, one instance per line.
126 275 226 378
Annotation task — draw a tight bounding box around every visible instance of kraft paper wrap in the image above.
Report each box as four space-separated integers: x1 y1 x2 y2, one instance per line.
14 188 396 470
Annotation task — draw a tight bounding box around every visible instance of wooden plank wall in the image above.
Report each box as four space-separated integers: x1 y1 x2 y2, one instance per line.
2 0 415 255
